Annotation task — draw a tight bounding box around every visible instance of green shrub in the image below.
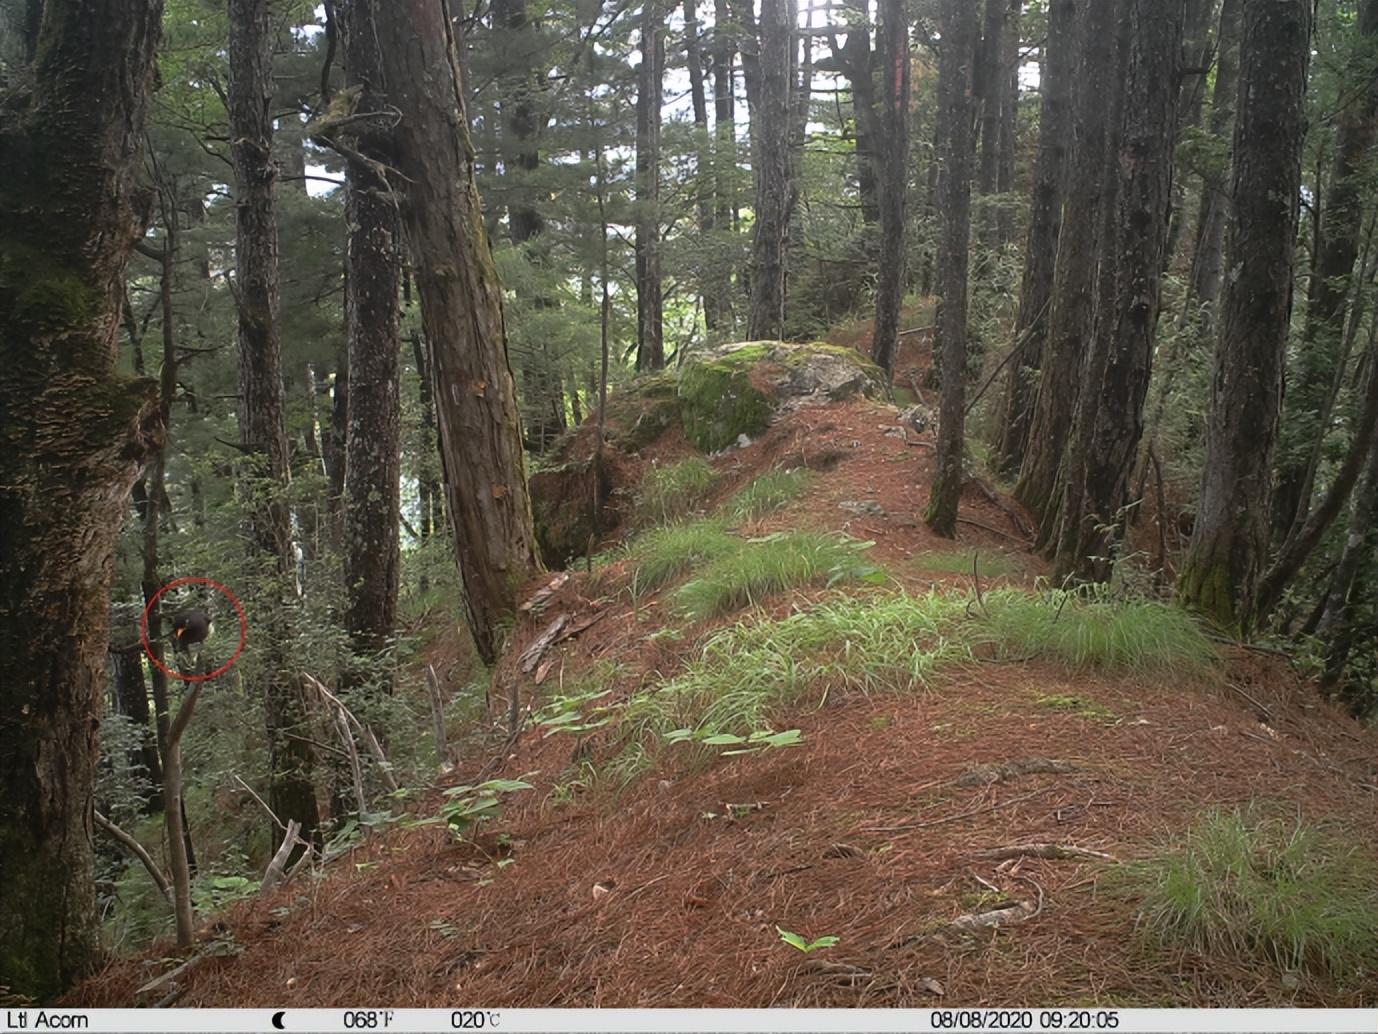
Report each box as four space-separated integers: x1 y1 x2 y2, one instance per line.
1124 809 1378 982
633 457 718 526
721 468 812 523
674 531 884 620
982 586 1217 672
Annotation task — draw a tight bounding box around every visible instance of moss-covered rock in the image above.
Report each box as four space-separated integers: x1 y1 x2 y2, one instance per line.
529 457 608 568
678 344 775 452
678 340 886 452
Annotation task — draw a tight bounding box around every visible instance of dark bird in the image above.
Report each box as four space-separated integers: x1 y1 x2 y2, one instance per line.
170 607 213 652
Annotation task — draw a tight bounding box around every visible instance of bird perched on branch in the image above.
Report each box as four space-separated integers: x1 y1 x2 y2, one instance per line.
170 607 213 653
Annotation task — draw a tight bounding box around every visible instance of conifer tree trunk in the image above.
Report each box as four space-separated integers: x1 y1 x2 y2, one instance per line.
828 0 880 226
747 0 797 340
869 0 910 375
1273 0 1378 540
1185 0 1241 323
924 0 979 538
1057 0 1185 581
1177 0 1311 631
685 0 721 330
1014 0 1117 528
996 0 1077 475
338 0 402 683
635 0 666 369
976 0 1007 247
0 0 164 1000
229 0 322 848
995 0 1021 246
364 0 542 665
711 0 739 335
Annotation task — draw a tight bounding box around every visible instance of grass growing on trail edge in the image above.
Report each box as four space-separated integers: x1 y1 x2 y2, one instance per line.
1122 809 1378 983
623 591 972 743
981 586 1218 672
916 549 1021 578
720 468 812 523
673 530 885 620
628 521 739 596
634 456 718 526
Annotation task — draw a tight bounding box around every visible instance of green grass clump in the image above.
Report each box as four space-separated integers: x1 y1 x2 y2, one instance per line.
674 531 884 620
982 587 1217 672
721 468 812 523
627 521 738 595
917 549 1020 579
634 456 718 526
1125 810 1378 982
623 592 972 742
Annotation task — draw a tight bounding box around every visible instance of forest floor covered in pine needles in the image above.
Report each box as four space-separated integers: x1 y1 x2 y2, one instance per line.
70 386 1378 1009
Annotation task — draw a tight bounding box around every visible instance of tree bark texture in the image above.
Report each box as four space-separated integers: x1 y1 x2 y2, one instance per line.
924 0 979 538
229 0 323 849
1014 0 1118 527
747 0 797 340
635 0 666 370
711 0 739 334
997 0 1077 475
1062 0 1184 581
868 0 910 375
338 0 403 679
0 0 164 1000
1177 0 1311 632
366 0 542 665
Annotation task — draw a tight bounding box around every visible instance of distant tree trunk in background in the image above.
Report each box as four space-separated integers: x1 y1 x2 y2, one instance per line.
635 0 665 369
1164 0 1218 261
1015 0 1118 529
1185 0 1241 324
410 331 441 539
1272 0 1378 541
1316 432 1378 699
976 0 1007 248
685 0 721 331
924 0 979 538
869 0 910 376
1177 0 1310 632
229 0 322 851
0 0 163 1000
747 0 797 340
829 0 880 226
711 0 738 335
338 0 402 687
995 0 1022 246
368 0 542 665
325 347 348 542
1057 0 1184 582
997 0 1077 476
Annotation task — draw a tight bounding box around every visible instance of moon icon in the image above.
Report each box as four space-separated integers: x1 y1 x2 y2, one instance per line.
271 1011 286 1030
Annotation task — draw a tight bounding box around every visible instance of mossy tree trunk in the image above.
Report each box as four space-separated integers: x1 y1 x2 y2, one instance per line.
228 0 322 849
1178 0 1311 632
337 0 402 693
363 0 542 665
0 0 164 1001
924 0 979 538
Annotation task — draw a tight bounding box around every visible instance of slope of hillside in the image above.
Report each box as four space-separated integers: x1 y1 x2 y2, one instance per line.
72 382 1378 1009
